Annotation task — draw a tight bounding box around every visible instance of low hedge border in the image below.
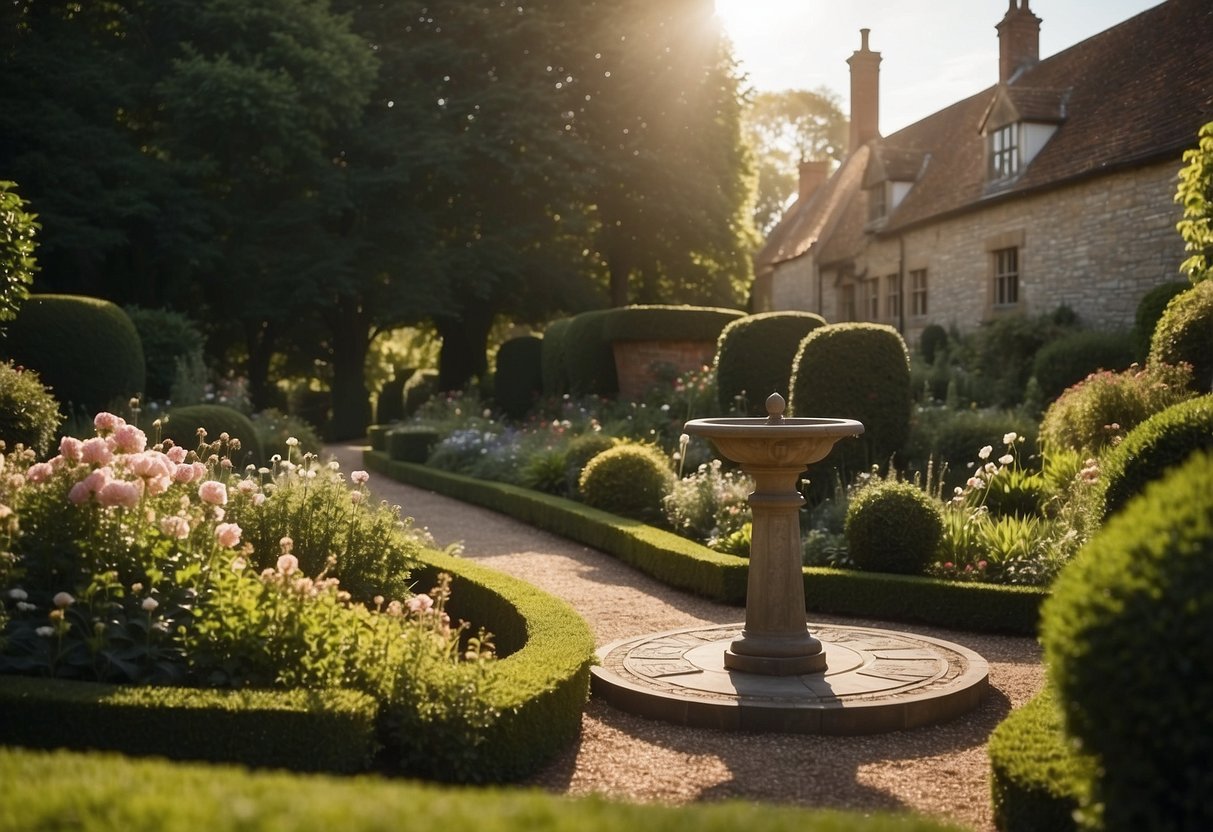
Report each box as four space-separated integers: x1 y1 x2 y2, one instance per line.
364 450 1047 635
0 545 595 783
988 686 1087 832
1 745 965 832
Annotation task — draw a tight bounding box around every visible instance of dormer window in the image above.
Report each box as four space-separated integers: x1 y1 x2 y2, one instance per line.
868 183 887 221
990 123 1021 180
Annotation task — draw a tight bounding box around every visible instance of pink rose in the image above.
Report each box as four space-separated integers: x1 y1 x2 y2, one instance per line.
25 462 53 483
351 470 370 485
197 480 228 506
214 522 242 548
59 436 84 463
111 424 147 454
172 463 197 484
127 451 172 480
276 554 299 574
68 481 92 505
236 479 258 496
406 594 434 614
93 412 124 433
166 445 188 464
97 479 143 509
159 515 190 539
81 468 112 494
80 437 113 466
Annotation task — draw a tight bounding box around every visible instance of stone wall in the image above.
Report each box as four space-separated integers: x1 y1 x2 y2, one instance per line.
612 340 715 400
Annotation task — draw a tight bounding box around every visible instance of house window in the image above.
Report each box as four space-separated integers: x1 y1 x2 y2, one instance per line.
840 283 857 321
993 247 1019 307
868 184 886 221
865 278 880 319
989 123 1020 180
886 274 900 320
910 269 928 316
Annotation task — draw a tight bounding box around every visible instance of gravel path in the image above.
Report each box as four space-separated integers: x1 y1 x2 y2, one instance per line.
328 443 1045 832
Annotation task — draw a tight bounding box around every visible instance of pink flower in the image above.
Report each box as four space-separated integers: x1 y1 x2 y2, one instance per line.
68 481 92 505
25 462 53 483
159 515 191 539
93 412 124 433
351 470 370 485
407 594 434 614
198 480 228 506
97 479 143 509
166 445 188 464
80 437 113 466
172 463 197 484
215 522 242 548
236 479 258 496
276 553 299 574
111 424 147 454
53 591 74 608
80 467 112 495
59 436 84 463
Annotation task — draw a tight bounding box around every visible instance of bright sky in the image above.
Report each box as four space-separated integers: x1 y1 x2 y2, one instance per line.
714 0 1165 134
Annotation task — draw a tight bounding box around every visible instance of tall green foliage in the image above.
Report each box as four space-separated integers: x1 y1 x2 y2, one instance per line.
0 182 37 327
1175 121 1213 285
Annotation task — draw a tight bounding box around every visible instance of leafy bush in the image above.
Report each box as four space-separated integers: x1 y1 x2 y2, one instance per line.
250 408 323 459
0 181 37 328
564 310 617 397
578 442 673 523
0 361 61 457
403 369 439 416
2 294 145 414
963 311 1075 407
160 403 265 468
790 323 912 485
374 370 412 424
562 431 618 493
904 405 1037 489
1132 281 1189 360
123 307 206 402
493 335 543 419
1037 362 1194 455
1030 330 1136 403
918 323 949 364
1098 393 1213 519
1041 450 1213 832
540 317 572 397
844 480 943 575
1148 279 1213 392
663 459 752 548
714 311 826 415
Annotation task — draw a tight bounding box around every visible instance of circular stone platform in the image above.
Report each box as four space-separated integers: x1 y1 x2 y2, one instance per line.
591 623 989 734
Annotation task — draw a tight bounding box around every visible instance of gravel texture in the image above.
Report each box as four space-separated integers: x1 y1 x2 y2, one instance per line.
329 443 1045 832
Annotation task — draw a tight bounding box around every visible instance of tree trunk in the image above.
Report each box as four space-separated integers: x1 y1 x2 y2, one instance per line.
435 302 494 392
328 305 372 441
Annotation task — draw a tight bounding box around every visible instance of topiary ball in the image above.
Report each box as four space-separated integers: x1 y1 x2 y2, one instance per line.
1148 280 1213 393
1041 450 1213 832
160 403 264 468
0 361 62 457
2 294 145 414
578 442 673 522
844 480 943 575
1099 393 1213 519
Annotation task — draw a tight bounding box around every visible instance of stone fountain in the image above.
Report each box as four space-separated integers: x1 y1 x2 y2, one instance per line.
590 393 989 734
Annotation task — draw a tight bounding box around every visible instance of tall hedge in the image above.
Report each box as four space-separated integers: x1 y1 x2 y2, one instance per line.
1131 281 1189 360
1030 330 1136 403
1041 450 1213 832
494 335 543 419
789 323 911 486
2 294 145 413
564 310 617 397
600 304 744 343
540 317 572 397
1148 279 1213 392
124 306 206 401
715 311 827 415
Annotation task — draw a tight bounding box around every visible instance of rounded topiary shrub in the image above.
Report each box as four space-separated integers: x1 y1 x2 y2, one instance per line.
1148 279 1213 392
715 311 827 415
578 442 673 522
0 361 61 457
563 431 619 489
1099 393 1213 519
540 317 572 397
2 294 145 413
160 404 264 467
1132 281 1189 360
403 369 438 416
564 310 617 397
1041 450 1213 832
123 306 206 402
918 323 949 365
844 479 944 575
1030 330 1137 403
493 335 543 420
375 369 413 424
790 323 912 484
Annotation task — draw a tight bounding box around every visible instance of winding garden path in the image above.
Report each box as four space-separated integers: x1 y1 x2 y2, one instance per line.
327 442 1045 832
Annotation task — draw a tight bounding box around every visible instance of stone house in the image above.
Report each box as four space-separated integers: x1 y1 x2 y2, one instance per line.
752 0 1213 345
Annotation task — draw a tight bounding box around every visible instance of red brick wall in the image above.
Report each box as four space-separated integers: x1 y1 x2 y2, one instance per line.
612 340 716 400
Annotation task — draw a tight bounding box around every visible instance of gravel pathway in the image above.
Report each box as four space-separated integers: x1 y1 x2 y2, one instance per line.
328 443 1045 832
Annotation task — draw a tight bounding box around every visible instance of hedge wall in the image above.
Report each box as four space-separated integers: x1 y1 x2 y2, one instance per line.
601 304 745 343
715 311 827 415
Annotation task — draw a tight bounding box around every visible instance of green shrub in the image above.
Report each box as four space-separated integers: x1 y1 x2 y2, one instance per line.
1099 393 1213 519
375 369 412 424
578 442 673 523
286 387 330 438
789 323 912 484
1030 330 1136 403
964 311 1074 407
715 311 826 415
250 408 323 459
494 335 544 419
2 294 145 413
0 361 61 456
904 406 1038 489
1037 362 1194 455
601 304 744 343
540 317 572 397
844 480 943 575
1041 451 1213 832
562 432 619 492
918 323 949 365
386 426 442 464
160 403 264 467
1132 281 1189 360
564 310 617 397
0 180 38 328
1148 279 1213 392
983 468 1048 519
123 306 206 402
403 369 439 416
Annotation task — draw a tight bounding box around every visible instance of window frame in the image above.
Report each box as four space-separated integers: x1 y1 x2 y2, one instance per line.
886 273 901 321
993 246 1019 308
909 268 928 317
989 123 1021 180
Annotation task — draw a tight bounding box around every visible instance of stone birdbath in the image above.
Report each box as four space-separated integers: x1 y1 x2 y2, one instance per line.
683 392 863 675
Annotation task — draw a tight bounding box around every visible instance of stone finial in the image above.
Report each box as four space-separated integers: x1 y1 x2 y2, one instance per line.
765 392 786 423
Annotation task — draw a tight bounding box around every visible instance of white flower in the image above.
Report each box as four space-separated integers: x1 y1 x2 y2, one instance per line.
999 454 1015 466
53 592 74 608
17 602 35 612
7 588 27 601
36 626 55 637
1002 432 1018 445
141 597 159 612
978 445 993 460
285 437 299 447
351 470 370 485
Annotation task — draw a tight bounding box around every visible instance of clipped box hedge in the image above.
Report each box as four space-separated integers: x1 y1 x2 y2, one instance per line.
600 304 745 343
0 745 966 832
364 451 1046 635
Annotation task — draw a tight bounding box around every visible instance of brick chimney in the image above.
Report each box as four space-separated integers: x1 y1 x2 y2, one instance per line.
847 28 881 154
996 0 1042 83
797 159 830 203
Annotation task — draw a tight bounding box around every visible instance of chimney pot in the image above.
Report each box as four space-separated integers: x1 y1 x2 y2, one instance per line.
997 0 1042 83
847 29 881 154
